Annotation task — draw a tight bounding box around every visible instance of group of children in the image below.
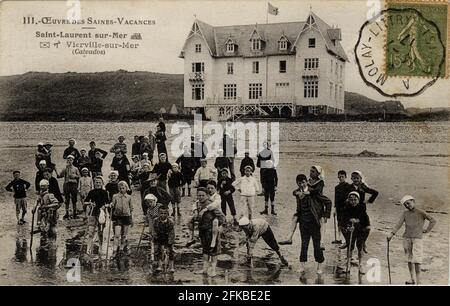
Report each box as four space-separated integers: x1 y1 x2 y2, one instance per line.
5 129 438 283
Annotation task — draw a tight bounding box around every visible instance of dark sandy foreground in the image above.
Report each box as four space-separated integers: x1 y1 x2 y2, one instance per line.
0 121 448 285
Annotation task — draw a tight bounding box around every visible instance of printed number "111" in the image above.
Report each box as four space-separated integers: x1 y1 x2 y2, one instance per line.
23 16 35 24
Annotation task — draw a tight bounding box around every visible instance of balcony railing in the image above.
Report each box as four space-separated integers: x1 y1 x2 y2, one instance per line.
206 96 296 106
189 72 205 82
302 68 320 77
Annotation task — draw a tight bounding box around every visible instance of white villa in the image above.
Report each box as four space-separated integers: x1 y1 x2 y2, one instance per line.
179 11 348 120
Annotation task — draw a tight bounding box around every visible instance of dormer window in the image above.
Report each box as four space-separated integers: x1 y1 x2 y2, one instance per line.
278 36 289 51
225 37 236 53
251 38 261 51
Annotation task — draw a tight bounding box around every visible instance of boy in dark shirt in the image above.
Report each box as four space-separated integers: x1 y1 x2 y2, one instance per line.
6 171 31 224
335 170 351 246
217 168 237 224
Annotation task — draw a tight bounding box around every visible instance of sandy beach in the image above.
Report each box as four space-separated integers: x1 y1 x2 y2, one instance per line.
0 121 448 285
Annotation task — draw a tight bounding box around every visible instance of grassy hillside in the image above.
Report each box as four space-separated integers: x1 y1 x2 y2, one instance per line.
344 92 405 115
0 71 184 121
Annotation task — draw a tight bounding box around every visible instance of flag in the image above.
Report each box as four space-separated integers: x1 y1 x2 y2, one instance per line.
268 2 279 15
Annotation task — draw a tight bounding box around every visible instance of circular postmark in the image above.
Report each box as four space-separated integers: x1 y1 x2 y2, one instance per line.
355 8 446 98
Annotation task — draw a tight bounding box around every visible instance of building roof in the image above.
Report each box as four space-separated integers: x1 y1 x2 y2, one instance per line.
180 12 347 61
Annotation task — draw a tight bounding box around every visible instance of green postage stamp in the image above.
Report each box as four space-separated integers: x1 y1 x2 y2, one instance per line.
385 0 448 78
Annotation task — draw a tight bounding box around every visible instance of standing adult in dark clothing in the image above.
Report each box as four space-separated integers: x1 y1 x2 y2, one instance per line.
157 117 166 133
132 135 141 157
176 146 196 197
110 151 131 188
239 152 255 177
155 126 167 156
259 160 278 216
63 138 81 168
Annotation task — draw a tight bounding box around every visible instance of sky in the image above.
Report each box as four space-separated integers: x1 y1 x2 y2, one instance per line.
0 0 448 107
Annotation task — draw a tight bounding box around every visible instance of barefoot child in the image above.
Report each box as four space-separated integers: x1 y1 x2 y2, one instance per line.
167 163 184 217
341 192 371 274
84 176 109 256
387 195 436 285
232 165 260 220
109 181 133 257
238 217 288 267
6 171 31 225
153 206 176 272
79 168 93 216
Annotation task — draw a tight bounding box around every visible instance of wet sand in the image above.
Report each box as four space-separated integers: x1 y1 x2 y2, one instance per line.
0 121 448 285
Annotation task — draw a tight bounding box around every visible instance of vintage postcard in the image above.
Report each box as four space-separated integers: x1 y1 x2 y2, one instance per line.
0 0 448 290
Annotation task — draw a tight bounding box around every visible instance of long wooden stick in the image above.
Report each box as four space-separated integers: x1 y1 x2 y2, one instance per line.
105 207 113 265
387 238 392 284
